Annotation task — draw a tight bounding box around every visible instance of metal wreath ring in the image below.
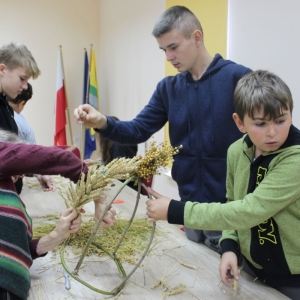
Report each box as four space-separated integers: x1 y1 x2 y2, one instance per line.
60 176 156 295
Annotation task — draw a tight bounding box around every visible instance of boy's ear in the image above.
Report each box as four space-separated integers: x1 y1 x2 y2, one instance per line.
233 113 247 133
0 64 6 75
193 30 203 45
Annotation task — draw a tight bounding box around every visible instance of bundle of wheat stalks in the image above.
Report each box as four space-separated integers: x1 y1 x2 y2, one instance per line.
59 141 182 212
33 215 155 264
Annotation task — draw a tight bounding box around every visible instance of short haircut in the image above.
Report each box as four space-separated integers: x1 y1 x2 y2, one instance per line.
9 82 33 105
234 70 293 121
152 5 202 39
0 42 41 79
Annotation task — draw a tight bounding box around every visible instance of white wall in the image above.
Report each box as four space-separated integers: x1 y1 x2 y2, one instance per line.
228 0 300 128
98 0 175 197
99 0 165 144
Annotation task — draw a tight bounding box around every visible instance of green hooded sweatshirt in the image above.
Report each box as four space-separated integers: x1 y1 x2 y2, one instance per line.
172 125 300 287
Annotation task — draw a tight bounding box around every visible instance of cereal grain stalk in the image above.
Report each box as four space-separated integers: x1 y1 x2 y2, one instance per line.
59 141 182 212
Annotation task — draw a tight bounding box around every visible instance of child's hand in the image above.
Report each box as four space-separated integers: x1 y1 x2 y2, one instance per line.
36 175 56 191
54 208 82 240
219 251 239 287
74 104 107 129
36 208 84 255
84 158 100 167
94 194 117 227
146 188 171 222
101 207 116 227
11 174 23 183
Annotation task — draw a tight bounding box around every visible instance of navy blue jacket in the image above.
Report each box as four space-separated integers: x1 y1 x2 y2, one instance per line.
97 54 251 203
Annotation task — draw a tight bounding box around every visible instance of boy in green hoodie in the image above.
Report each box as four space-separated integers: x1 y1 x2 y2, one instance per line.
145 70 300 299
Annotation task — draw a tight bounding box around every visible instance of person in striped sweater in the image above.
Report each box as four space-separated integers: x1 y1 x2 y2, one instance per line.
0 130 116 299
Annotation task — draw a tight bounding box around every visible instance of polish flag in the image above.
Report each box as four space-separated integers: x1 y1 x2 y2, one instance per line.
54 49 67 146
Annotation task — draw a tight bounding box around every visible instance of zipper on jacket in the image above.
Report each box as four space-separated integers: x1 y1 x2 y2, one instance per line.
243 150 252 163
195 82 198 90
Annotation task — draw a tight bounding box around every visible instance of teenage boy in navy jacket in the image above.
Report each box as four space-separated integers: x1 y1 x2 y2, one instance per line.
74 6 251 252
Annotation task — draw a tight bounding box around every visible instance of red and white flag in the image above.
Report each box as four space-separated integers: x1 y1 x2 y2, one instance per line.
54 49 67 146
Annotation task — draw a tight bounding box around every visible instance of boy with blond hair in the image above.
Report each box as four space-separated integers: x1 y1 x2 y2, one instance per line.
146 70 300 299
0 42 40 135
0 43 55 193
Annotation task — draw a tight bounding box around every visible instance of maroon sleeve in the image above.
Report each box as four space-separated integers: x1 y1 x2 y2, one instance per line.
30 238 47 259
0 143 88 182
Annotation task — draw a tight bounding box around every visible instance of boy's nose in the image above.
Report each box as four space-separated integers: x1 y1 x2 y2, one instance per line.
22 82 28 90
267 126 276 137
166 51 175 62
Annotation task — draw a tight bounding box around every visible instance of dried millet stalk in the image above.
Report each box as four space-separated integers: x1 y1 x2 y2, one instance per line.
59 141 182 212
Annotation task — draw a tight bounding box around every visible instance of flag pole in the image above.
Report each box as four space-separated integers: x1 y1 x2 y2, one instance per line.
80 47 89 159
81 44 93 159
59 45 74 145
86 44 93 104
82 44 99 160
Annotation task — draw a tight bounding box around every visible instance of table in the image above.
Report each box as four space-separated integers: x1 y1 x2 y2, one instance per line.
22 177 289 300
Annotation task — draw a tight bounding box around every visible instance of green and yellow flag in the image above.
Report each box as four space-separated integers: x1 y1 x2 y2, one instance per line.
88 50 100 109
